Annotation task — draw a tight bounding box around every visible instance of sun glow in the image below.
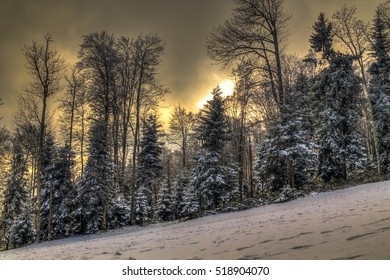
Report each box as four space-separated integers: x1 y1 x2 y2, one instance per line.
197 79 235 109
220 79 235 97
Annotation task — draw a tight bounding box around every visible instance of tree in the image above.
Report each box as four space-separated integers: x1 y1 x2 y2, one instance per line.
309 13 366 182
75 120 115 234
226 61 256 199
207 0 289 109
368 7 390 173
1 135 32 249
39 132 56 241
136 114 164 223
197 86 230 154
0 124 11 217
59 65 89 176
255 74 316 191
314 56 366 182
8 206 36 249
78 31 118 125
332 6 380 174
107 195 131 229
157 180 175 222
169 105 196 169
310 13 334 60
41 145 75 240
22 34 65 240
174 170 199 219
192 86 233 210
130 34 166 224
116 36 137 189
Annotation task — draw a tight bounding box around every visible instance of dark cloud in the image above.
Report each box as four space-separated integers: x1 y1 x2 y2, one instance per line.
0 0 383 127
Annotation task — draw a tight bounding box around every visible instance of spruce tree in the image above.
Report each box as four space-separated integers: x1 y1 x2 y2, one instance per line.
135 187 150 226
310 12 366 182
192 86 232 210
175 170 199 219
136 114 163 224
44 146 75 239
368 9 390 173
75 120 115 234
2 136 35 249
9 207 36 249
281 81 317 188
108 195 131 229
157 179 175 222
314 56 365 182
39 133 56 241
255 75 316 191
310 13 334 60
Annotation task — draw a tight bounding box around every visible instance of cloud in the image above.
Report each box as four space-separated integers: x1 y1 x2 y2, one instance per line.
0 0 383 127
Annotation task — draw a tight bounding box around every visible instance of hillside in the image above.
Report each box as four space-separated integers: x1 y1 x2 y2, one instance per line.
1 181 389 260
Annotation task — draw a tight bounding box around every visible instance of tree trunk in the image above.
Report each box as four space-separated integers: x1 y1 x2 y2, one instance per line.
131 60 144 225
48 184 53 241
36 94 47 242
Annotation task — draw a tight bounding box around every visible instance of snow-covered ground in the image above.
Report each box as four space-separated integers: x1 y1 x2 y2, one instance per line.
1 181 389 260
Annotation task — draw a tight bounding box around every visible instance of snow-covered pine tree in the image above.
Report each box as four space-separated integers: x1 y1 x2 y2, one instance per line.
136 114 164 224
254 75 316 192
135 186 151 225
314 56 366 182
174 170 199 219
309 12 366 182
75 120 115 234
192 86 233 210
107 195 131 229
9 206 36 249
39 133 56 241
368 8 390 173
1 135 35 249
43 145 75 240
157 179 175 222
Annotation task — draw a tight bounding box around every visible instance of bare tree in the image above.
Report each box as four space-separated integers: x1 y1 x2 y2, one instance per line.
78 31 118 125
130 34 166 224
207 0 289 109
169 105 196 170
116 36 137 187
22 34 65 240
58 65 89 177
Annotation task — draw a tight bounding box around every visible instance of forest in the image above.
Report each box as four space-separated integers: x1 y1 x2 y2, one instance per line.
0 0 389 250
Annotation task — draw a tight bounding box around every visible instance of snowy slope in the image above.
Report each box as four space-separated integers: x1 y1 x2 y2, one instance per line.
1 181 389 260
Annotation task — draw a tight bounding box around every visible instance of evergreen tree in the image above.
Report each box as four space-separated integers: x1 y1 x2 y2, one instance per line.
135 186 150 226
1 136 34 249
157 179 175 222
107 195 131 229
310 13 334 60
314 56 366 182
192 86 233 210
9 206 36 249
368 8 390 173
175 170 199 219
255 75 316 191
75 120 115 234
39 133 56 241
310 12 366 182
43 146 75 240
136 114 164 223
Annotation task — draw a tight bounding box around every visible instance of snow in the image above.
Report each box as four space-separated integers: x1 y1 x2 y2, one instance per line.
1 180 390 260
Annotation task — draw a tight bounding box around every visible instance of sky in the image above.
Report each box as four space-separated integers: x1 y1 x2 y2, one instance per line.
0 0 384 128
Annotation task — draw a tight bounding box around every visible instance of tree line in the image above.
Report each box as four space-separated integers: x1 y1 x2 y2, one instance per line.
0 0 389 250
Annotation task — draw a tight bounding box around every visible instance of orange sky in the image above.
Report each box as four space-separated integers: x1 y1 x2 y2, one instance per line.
0 0 384 129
